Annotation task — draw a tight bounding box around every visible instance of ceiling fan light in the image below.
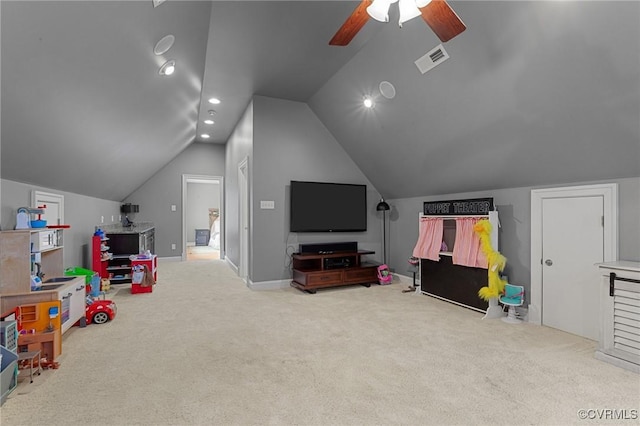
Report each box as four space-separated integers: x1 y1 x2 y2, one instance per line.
366 0 393 23
415 0 432 8
398 0 422 26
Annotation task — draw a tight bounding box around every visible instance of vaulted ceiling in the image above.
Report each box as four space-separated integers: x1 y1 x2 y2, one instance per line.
2 1 639 201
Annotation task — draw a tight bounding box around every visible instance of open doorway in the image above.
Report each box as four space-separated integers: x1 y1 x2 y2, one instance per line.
182 175 223 261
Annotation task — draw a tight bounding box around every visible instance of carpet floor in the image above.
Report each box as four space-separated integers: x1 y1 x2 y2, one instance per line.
1 259 638 425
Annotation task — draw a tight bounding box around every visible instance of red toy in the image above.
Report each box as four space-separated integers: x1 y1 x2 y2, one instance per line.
85 296 117 325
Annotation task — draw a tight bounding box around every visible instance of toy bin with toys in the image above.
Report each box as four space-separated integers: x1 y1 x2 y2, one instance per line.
131 254 156 294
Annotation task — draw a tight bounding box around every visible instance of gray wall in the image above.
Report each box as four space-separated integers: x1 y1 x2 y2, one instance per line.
186 182 220 243
1 178 121 269
124 142 226 257
388 177 640 297
250 96 381 283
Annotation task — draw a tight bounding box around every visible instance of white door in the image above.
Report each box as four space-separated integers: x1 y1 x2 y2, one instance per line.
32 191 64 226
541 196 604 340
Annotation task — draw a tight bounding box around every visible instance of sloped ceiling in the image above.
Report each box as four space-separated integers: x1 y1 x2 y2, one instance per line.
2 1 639 202
1 0 213 201
309 0 640 198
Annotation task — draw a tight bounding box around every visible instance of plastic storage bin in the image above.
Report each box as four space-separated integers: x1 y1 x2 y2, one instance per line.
131 284 153 294
0 321 18 352
64 266 97 285
1 346 18 406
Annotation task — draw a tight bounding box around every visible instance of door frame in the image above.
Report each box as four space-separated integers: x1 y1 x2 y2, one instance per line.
530 183 618 325
238 157 249 281
32 190 64 226
181 174 224 261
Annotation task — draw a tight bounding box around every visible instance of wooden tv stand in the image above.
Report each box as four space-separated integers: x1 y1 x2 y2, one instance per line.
291 250 378 294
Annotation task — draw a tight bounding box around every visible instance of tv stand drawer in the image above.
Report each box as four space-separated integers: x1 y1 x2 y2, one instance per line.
344 267 377 284
306 271 343 286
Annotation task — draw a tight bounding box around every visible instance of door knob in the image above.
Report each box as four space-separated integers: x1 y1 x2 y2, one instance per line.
545 259 553 266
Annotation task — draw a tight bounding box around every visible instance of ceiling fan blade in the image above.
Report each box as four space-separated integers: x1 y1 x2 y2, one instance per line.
420 0 466 43
329 0 372 46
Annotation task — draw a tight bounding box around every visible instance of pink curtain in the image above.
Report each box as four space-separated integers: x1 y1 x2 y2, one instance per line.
412 217 444 261
452 217 488 268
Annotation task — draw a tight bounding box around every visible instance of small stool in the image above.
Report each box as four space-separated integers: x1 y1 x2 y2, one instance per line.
17 350 41 383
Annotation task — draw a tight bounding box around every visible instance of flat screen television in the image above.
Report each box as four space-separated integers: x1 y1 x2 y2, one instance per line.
290 181 367 232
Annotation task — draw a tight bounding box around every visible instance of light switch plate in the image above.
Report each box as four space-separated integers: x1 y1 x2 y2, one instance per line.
260 200 275 209
171 205 177 212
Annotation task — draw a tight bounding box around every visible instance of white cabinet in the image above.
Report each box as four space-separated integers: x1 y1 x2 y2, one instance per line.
596 261 640 373
55 278 86 334
30 229 61 252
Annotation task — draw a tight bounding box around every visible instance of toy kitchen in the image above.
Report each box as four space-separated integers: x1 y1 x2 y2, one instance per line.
0 222 85 341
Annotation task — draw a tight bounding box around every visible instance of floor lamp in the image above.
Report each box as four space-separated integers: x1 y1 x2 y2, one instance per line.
376 199 390 265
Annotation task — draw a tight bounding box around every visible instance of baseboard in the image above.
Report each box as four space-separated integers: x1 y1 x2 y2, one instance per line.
595 350 640 373
225 257 238 274
247 279 290 291
158 256 182 262
394 273 418 287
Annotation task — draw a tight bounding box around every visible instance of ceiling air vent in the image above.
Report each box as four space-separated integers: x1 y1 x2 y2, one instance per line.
415 44 450 74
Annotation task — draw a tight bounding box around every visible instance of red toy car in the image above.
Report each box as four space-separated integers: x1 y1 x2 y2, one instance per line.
85 297 117 324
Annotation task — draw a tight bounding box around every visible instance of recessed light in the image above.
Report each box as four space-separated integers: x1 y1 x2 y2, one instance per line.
201 134 210 139
363 97 374 108
159 60 175 76
154 34 175 56
208 98 221 105
204 119 214 125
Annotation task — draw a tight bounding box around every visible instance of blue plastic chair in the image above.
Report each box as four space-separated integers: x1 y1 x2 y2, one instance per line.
499 284 525 323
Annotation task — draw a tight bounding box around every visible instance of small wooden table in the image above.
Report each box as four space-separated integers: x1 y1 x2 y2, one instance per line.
17 350 41 383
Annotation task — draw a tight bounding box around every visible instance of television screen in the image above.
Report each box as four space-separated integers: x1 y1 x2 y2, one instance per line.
290 181 367 232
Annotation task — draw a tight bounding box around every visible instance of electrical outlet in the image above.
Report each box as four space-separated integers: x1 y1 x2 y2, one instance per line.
260 200 275 209
171 205 177 212
171 244 176 250
111 215 114 222
100 216 104 223
119 215 122 221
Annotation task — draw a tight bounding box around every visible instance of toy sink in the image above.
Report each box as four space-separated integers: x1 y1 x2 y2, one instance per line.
38 284 64 290
44 277 75 283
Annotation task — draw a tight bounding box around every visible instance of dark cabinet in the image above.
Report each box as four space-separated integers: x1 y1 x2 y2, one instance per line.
421 255 488 312
195 229 210 246
291 250 378 294
104 226 155 284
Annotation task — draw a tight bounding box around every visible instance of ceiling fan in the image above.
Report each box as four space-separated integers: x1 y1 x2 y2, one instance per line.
329 0 466 46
